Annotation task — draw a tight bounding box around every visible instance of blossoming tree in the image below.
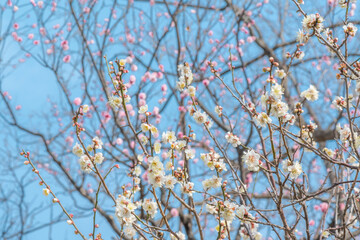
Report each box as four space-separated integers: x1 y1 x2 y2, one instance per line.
1 0 360 239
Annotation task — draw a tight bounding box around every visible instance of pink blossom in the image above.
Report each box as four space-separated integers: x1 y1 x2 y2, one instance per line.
73 97 82 106
170 208 179 217
320 202 329 213
63 55 71 63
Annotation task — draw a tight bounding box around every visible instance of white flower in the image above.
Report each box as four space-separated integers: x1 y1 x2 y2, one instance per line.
201 151 227 172
274 69 286 79
150 125 158 136
181 182 194 196
164 175 177 189
288 161 302 179
206 204 217 214
270 101 289 118
177 63 193 91
43 188 50 196
108 95 122 109
271 83 284 99
242 150 261 172
175 140 187 151
202 175 222 190
261 93 269 108
185 148 195 159
237 205 250 219
302 14 324 32
142 199 158 218
225 132 241 147
343 23 358 37
193 110 208 124
188 86 196 97
221 201 237 221
162 131 177 143
338 0 357 8
82 104 89 113
94 152 104 164
138 104 148 114
78 155 93 173
124 226 136 238
282 159 291 173
134 165 141 176
332 96 347 110
215 105 223 116
154 142 161 154
92 136 103 149
171 231 186 240
72 143 84 157
300 85 319 101
148 172 165 188
337 124 351 142
321 230 330 238
141 123 150 132
148 156 164 174
255 112 272 127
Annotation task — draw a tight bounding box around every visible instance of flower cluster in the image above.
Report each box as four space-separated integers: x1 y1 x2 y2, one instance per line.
72 136 104 173
206 200 262 240
202 175 222 190
300 85 319 102
343 23 358 37
201 150 227 173
302 13 324 32
177 63 193 91
225 132 241 147
282 160 303 179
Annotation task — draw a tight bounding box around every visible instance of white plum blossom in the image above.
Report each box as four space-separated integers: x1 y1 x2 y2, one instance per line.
193 110 208 124
92 136 103 149
201 151 227 172
242 150 261 172
300 85 319 101
115 195 137 225
225 132 241 147
343 23 358 37
94 152 104 164
78 155 93 173
154 141 161 154
162 131 177 144
72 143 84 157
274 69 287 79
255 112 272 127
270 101 289 118
288 161 303 179
332 96 347 110
337 124 351 142
188 86 196 97
142 199 158 218
185 148 195 159
296 29 309 44
206 204 217 214
338 0 357 8
164 175 177 189
202 175 222 190
221 200 237 221
302 14 324 32
138 104 148 114
215 105 223 116
181 182 194 196
171 231 186 240
141 123 150 132
124 226 136 238
177 63 193 91
270 83 284 99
